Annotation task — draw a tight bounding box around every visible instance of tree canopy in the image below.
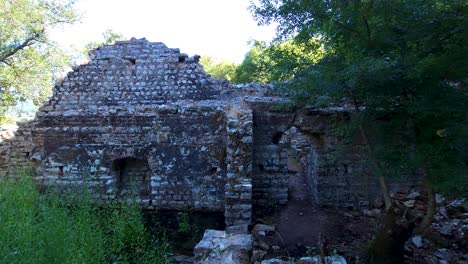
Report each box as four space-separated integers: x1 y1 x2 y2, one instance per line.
250 1 467 261
251 0 468 197
199 56 237 81
0 0 78 124
201 39 322 84
234 39 323 83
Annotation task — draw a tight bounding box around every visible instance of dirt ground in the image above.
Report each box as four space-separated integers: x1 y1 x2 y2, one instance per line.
252 170 380 263
253 199 380 263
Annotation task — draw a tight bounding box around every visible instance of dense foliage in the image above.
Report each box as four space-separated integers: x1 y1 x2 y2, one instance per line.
234 39 323 83
201 39 322 84
199 56 237 81
0 175 172 264
0 0 78 123
251 0 468 197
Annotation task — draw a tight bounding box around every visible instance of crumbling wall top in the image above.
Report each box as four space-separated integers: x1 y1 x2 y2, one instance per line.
39 38 236 115
88 38 184 61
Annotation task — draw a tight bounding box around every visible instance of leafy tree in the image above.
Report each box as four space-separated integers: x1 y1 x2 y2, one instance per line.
233 39 323 83
0 0 78 124
251 0 467 262
199 56 237 81
232 41 271 83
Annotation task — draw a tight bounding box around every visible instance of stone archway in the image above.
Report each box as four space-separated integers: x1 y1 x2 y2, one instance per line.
112 158 151 199
279 126 319 205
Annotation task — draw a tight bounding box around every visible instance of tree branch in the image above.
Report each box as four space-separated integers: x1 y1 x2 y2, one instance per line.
363 15 371 43
349 91 392 210
0 35 39 64
332 18 365 39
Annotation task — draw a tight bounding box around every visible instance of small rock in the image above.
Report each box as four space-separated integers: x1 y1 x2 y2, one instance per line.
403 200 416 208
271 245 281 250
451 219 461 227
433 248 451 262
436 194 445 205
411 235 423 248
297 257 316 264
297 256 348 264
261 258 286 264
251 250 267 263
327 255 347 264
373 197 384 208
226 224 249 234
407 191 420 199
448 199 464 208
404 241 412 253
253 224 275 236
438 207 449 219
194 229 252 264
343 212 354 218
438 224 453 236
173 255 194 264
364 209 381 218
423 255 439 264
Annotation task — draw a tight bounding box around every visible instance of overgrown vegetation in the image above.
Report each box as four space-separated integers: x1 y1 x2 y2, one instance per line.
0 0 125 124
250 0 467 262
251 0 468 193
0 175 172 264
199 56 238 81
0 0 78 123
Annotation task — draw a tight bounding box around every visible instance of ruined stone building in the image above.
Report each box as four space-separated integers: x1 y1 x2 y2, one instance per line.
0 38 417 226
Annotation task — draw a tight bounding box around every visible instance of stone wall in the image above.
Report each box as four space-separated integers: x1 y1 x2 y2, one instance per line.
224 105 253 226
0 123 35 177
0 39 236 216
248 101 373 208
33 104 228 211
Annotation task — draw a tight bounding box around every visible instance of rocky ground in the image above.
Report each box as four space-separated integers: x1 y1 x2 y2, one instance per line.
404 196 467 264
171 191 467 264
252 205 378 263
252 192 467 264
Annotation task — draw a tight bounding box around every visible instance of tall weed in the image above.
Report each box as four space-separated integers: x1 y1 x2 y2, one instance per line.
0 175 171 264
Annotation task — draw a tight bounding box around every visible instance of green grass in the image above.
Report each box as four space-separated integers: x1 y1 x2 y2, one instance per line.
0 175 172 264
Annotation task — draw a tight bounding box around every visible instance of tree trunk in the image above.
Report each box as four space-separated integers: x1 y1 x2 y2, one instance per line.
358 125 392 210
349 96 392 210
367 208 414 264
414 179 436 234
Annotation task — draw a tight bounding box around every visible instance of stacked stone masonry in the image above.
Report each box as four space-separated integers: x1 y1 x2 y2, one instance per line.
0 38 420 226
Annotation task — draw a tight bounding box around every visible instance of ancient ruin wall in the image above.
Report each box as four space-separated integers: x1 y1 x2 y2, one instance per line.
0 39 421 227
0 39 242 215
0 123 35 177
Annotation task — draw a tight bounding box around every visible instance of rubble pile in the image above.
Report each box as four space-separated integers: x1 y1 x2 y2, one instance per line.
404 197 468 264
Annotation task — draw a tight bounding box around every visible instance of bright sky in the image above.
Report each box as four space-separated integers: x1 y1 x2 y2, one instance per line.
49 0 276 63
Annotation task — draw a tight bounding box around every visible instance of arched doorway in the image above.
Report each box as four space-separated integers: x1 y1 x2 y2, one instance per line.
112 158 151 199
279 126 318 204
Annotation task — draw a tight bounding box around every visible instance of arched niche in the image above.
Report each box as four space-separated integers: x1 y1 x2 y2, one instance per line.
112 157 151 199
279 126 319 204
